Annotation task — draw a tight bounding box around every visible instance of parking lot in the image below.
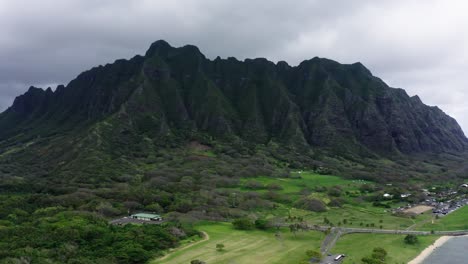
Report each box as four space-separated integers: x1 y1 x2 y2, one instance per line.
320 254 345 264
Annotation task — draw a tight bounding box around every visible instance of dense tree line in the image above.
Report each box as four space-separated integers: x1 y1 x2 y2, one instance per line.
0 210 197 263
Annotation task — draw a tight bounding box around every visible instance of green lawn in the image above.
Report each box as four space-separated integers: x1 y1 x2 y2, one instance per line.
332 233 439 264
420 205 468 231
153 222 324 264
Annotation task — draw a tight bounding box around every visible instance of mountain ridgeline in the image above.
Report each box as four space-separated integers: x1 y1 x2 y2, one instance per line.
1 40 467 162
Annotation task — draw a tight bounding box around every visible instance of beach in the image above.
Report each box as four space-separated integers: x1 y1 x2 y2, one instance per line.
408 236 452 264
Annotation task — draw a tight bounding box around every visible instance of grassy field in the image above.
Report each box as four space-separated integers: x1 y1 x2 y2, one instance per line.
332 233 439 264
236 172 431 230
238 172 365 196
282 204 430 230
153 222 324 264
154 172 450 263
420 205 468 231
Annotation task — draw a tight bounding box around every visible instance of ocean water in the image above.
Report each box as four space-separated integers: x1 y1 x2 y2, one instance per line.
423 236 468 264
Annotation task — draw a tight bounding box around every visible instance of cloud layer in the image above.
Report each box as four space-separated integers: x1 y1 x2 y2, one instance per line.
1 0 467 132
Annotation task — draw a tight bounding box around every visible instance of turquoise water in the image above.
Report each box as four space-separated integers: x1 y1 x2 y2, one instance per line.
423 236 468 264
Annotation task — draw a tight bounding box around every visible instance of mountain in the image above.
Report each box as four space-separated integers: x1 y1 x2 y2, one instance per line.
0 40 467 182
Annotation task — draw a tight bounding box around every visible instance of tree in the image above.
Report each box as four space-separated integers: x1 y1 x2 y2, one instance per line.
232 218 254 230
123 201 142 213
266 183 283 190
267 216 285 231
144 203 163 213
191 260 206 264
255 219 268 230
328 186 342 197
294 197 327 212
96 202 120 217
244 181 264 189
372 247 387 261
362 256 382 264
216 243 225 251
362 247 387 264
404 234 418 245
289 224 298 237
305 250 322 261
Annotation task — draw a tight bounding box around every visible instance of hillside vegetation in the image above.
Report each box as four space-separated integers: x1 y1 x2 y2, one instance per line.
0 40 467 187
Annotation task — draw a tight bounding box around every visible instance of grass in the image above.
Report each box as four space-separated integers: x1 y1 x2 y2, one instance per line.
239 172 365 195
231 172 370 205
331 233 439 264
281 205 431 230
153 222 324 264
236 172 431 230
154 172 450 263
420 205 468 231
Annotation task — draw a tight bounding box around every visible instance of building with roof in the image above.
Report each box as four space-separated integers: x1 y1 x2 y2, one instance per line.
130 213 162 221
383 193 393 198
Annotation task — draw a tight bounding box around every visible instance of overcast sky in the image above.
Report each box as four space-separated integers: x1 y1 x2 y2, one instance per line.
1 0 467 132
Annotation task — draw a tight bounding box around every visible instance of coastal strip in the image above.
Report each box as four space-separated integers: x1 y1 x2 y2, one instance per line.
408 236 452 264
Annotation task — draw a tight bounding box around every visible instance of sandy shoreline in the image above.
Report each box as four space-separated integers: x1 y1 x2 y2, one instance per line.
408 236 452 264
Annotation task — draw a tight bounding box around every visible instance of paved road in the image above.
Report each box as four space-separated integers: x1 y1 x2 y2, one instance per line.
306 223 468 259
320 228 342 254
321 254 344 264
332 227 468 236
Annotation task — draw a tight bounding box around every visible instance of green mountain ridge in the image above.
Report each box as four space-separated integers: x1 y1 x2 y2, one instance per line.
0 40 467 183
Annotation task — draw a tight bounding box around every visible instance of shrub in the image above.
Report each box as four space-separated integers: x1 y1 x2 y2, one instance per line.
244 181 264 189
266 183 283 191
254 219 268 230
294 197 327 212
327 186 342 197
263 191 290 203
232 218 255 230
372 247 387 260
328 198 345 208
306 250 322 261
216 243 225 251
362 247 387 264
404 234 418 245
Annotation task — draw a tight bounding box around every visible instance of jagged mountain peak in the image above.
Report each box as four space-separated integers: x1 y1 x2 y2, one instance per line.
145 39 173 57
1 40 466 156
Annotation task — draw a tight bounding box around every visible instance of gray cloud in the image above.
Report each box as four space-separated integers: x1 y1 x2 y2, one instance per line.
1 0 467 132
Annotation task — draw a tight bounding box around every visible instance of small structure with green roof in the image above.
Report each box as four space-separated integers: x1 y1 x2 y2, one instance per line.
130 213 162 221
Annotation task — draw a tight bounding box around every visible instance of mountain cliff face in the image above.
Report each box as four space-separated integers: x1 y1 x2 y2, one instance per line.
0 40 466 160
